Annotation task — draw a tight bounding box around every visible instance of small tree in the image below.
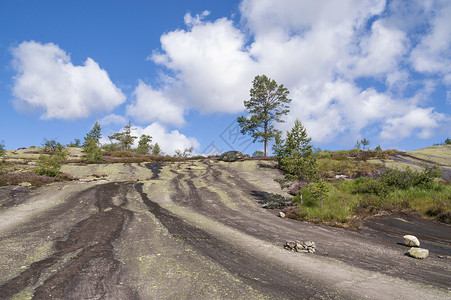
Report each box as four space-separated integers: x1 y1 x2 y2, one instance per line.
273 120 318 205
445 138 451 145
83 121 102 147
237 75 292 156
83 122 103 163
136 134 152 154
42 138 64 152
252 150 265 158
354 139 362 150
174 147 194 158
67 139 81 147
152 143 163 156
310 179 330 209
36 151 67 177
108 121 137 151
0 141 5 157
361 138 370 151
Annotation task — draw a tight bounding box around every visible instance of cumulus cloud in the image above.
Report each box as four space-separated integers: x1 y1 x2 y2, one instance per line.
99 114 127 126
380 108 445 140
409 1 451 83
151 13 256 113
126 80 185 126
145 0 449 146
132 123 199 155
11 41 125 120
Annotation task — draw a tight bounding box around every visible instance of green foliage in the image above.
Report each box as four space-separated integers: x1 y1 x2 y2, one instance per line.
101 143 121 152
108 120 137 151
352 177 390 198
375 145 382 152
83 137 103 163
36 151 67 177
82 122 103 163
309 179 330 209
83 121 102 147
381 165 442 190
0 140 5 157
354 139 362 150
42 138 64 152
273 120 318 203
360 138 370 150
252 150 265 158
152 143 163 156
136 134 152 154
237 75 292 156
174 147 194 158
445 138 451 145
67 139 81 147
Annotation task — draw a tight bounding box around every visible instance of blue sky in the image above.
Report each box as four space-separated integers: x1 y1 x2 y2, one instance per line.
1 0 450 154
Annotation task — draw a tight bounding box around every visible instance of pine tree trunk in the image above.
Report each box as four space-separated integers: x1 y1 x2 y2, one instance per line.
264 140 268 156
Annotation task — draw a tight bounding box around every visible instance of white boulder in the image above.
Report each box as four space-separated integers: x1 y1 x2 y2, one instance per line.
408 248 429 259
403 235 420 247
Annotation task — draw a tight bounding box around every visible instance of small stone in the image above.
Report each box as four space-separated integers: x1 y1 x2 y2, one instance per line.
403 235 420 247
295 241 303 250
279 212 286 218
408 247 429 259
285 241 296 250
18 182 31 187
303 241 314 248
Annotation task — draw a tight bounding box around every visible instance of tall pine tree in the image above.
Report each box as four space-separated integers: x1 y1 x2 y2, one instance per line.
237 75 291 156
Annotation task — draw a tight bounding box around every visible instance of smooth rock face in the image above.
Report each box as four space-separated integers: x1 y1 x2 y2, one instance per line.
404 235 420 247
408 248 429 259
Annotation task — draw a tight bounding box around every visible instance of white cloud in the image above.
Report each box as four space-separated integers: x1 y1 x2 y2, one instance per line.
132 123 199 155
380 108 445 140
11 41 125 120
99 114 127 126
410 1 451 82
145 0 449 147
126 80 185 126
151 14 256 113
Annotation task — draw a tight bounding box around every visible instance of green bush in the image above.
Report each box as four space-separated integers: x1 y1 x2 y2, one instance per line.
42 138 64 152
101 143 121 152
83 137 103 163
252 150 265 158
35 151 67 177
0 141 5 157
352 177 390 198
381 165 442 190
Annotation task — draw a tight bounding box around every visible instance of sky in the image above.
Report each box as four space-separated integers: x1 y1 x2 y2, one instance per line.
1 0 450 155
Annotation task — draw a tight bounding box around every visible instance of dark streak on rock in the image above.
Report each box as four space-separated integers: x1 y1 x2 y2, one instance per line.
0 183 138 300
134 182 344 299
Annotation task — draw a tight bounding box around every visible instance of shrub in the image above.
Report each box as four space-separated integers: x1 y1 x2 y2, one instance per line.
101 143 121 152
381 165 442 190
83 137 103 163
42 138 64 152
0 172 74 186
352 177 390 198
0 140 5 157
255 191 292 209
281 206 307 220
252 150 265 158
35 151 67 177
